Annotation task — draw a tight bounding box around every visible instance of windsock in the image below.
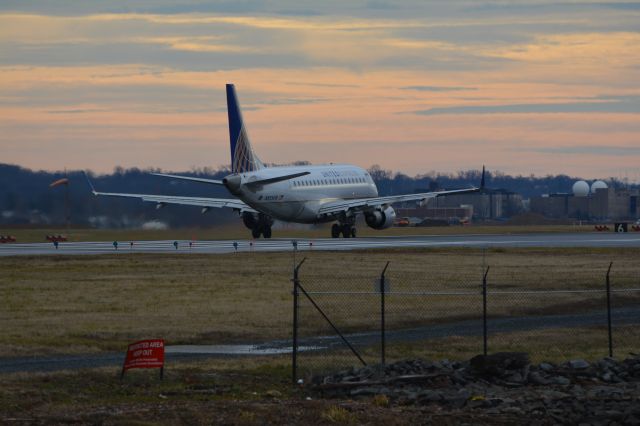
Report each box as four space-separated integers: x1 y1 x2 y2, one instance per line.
49 178 69 188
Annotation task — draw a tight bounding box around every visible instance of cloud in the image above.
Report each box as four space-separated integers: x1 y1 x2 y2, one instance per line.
527 145 640 156
46 108 108 114
285 82 360 88
1 4 639 178
402 85 477 92
415 96 640 115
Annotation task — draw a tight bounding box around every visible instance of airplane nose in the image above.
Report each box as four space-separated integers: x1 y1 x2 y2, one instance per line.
223 174 242 195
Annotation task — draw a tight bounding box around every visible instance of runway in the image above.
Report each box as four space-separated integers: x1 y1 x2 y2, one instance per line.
1 232 640 256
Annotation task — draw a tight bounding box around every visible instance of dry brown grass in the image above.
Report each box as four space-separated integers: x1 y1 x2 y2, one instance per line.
1 248 638 357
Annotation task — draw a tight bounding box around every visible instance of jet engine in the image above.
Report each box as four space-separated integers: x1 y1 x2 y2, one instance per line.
364 206 396 230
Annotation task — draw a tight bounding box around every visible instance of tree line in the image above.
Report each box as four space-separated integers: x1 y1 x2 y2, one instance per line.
0 163 634 227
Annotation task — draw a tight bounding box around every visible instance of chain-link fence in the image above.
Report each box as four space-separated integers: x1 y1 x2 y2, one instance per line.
292 252 640 383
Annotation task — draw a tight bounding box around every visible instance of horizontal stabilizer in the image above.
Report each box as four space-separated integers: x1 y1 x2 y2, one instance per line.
245 171 310 187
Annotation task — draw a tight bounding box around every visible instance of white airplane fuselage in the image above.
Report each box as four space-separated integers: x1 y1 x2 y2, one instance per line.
228 164 378 223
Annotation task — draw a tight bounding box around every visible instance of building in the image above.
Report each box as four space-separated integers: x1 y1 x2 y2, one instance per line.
531 184 639 221
429 189 524 220
397 188 523 222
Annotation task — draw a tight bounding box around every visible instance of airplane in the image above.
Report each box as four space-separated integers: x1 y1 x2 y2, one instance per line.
86 84 483 238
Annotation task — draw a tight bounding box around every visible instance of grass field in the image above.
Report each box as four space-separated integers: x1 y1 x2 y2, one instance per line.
1 247 639 424
0 223 595 243
1 247 638 358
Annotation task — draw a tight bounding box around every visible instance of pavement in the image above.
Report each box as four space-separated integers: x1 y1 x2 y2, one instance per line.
2 232 640 256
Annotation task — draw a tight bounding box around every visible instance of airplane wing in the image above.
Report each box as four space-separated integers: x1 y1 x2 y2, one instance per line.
84 173 256 213
318 166 485 216
151 173 224 185
317 187 479 216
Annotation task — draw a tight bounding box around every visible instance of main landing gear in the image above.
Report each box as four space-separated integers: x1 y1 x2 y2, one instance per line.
243 212 273 239
331 222 357 238
251 224 272 239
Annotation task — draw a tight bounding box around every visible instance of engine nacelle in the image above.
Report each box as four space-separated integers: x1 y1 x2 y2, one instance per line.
364 206 396 230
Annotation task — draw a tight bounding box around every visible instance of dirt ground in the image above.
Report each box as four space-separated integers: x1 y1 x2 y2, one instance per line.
0 362 517 425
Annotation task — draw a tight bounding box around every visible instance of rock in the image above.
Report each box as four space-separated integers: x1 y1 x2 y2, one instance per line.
311 355 640 419
350 387 380 397
529 371 551 385
569 359 590 370
552 376 571 385
539 362 554 372
587 386 624 398
505 372 524 383
624 414 640 425
456 388 471 399
264 389 282 398
467 398 490 409
451 371 468 385
541 390 571 399
470 352 530 376
400 390 419 401
501 406 524 415
417 390 443 402
570 385 585 397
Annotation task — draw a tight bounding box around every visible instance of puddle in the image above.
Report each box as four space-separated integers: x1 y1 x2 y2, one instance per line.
166 344 322 355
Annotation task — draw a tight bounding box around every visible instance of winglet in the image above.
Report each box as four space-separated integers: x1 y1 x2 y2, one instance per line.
480 165 486 191
83 171 98 195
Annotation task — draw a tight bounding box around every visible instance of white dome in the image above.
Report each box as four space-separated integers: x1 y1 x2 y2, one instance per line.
572 180 590 197
591 180 608 193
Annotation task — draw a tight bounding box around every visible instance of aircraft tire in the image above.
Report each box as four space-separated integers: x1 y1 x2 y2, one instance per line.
342 224 351 238
331 224 340 238
251 228 261 239
351 227 357 238
263 227 272 238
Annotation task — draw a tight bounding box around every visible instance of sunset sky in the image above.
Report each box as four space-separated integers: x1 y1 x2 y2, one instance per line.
1 1 639 180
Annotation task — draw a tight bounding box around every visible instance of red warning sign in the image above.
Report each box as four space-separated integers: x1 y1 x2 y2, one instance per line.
122 339 165 377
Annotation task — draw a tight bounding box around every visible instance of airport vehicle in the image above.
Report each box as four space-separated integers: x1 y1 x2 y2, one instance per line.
87 84 482 238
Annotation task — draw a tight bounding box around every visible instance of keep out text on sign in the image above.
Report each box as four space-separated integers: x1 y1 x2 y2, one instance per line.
121 339 165 378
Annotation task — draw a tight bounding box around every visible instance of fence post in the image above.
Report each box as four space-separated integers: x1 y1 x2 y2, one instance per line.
292 257 306 384
380 261 390 367
482 266 490 356
606 261 613 358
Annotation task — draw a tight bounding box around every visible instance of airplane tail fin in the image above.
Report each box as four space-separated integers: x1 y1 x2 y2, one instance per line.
226 84 264 173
